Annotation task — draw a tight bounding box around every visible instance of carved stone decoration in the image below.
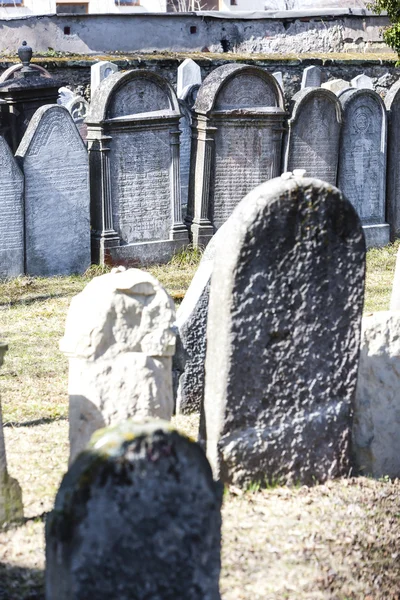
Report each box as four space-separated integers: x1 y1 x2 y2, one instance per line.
179 83 200 218
16 104 91 276
86 69 188 266
187 64 285 247
338 88 389 248
65 95 90 144
283 88 342 185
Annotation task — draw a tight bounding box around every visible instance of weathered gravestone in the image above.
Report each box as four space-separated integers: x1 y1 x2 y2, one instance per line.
272 71 284 91
351 74 374 90
338 88 389 247
391 245 400 309
385 80 400 240
60 267 176 464
353 312 400 479
179 83 200 218
322 78 350 94
16 104 90 276
203 173 366 487
187 64 285 247
86 69 188 265
177 58 202 97
301 65 321 89
283 88 342 185
0 343 23 526
0 136 24 278
65 95 89 144
90 60 118 98
46 420 223 600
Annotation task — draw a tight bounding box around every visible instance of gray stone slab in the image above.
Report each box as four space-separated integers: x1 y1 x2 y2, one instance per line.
322 78 351 94
204 173 366 487
338 88 388 245
177 58 202 97
16 104 90 276
385 80 400 240
187 64 286 247
351 74 374 90
353 312 400 479
59 268 176 464
284 88 342 185
46 420 223 600
0 136 24 278
65 95 89 144
90 60 118 99
179 84 200 218
86 70 188 265
301 65 321 89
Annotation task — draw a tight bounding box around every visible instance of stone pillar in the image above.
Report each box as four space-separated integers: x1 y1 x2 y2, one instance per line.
169 126 188 241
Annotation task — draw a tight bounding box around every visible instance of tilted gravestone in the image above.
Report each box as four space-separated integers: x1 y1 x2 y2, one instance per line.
338 88 389 248
385 80 400 240
0 136 24 278
16 104 90 276
179 83 200 218
283 88 342 185
46 420 223 600
322 78 350 94
0 343 23 526
301 65 321 89
353 312 400 479
90 60 118 98
351 74 374 90
177 58 202 97
60 267 176 464
187 64 285 247
86 69 188 265
203 174 366 487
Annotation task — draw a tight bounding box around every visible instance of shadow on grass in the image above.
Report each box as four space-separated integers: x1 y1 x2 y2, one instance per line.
0 563 44 600
0 292 75 308
3 416 68 428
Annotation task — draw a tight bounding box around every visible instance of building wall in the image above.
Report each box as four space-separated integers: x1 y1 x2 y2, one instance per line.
0 0 167 17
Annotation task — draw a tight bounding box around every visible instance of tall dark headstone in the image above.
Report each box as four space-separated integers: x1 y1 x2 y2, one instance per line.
284 88 342 185
204 174 365 487
338 88 389 247
187 64 285 247
86 69 188 266
46 420 222 600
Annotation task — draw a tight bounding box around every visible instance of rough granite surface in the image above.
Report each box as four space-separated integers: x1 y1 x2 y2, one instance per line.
204 175 366 487
45 420 223 600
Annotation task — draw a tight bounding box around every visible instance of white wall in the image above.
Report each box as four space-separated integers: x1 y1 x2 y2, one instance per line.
218 0 266 9
0 0 168 17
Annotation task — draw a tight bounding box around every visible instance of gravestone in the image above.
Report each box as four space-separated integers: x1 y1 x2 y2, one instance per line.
179 83 200 217
204 173 365 487
272 71 284 91
338 88 389 247
301 65 321 89
86 69 188 265
385 80 400 240
60 267 176 464
0 343 23 526
65 95 89 143
351 74 374 90
322 78 350 94
391 245 400 309
283 88 342 185
353 312 400 478
90 60 118 98
187 64 285 247
46 420 223 600
0 136 24 278
177 58 202 97
16 104 90 276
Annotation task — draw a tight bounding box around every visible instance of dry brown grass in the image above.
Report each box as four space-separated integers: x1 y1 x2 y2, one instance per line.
0 245 399 599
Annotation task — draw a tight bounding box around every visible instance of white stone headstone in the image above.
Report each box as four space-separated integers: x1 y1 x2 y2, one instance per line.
351 74 374 90
90 61 118 99
322 78 351 94
301 65 321 89
177 58 202 98
272 71 284 91
57 87 75 106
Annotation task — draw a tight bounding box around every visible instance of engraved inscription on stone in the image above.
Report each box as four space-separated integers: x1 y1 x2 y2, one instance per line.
0 136 24 278
215 74 277 111
179 114 191 213
110 129 172 243
211 123 277 229
286 93 341 185
17 108 90 276
339 96 385 223
107 79 170 119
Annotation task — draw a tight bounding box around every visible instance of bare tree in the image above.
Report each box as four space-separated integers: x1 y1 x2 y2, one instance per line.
264 0 298 9
169 0 206 11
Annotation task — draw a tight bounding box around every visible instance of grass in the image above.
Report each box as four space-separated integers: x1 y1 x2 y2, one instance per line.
0 244 399 599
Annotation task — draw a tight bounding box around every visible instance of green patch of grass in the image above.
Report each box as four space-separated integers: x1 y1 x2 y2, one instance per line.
365 240 399 312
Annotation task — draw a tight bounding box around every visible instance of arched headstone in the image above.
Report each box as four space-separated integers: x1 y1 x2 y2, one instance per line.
283 88 342 185
16 105 90 276
338 88 389 247
385 80 400 240
0 136 24 278
86 70 188 265
187 64 285 247
204 174 365 487
65 95 89 144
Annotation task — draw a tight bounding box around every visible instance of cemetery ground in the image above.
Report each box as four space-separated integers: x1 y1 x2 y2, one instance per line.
0 244 399 600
